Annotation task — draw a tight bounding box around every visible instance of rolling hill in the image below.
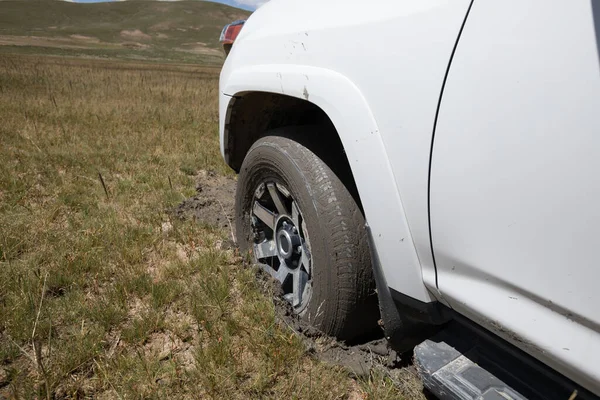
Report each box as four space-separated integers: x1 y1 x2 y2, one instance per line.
0 0 251 64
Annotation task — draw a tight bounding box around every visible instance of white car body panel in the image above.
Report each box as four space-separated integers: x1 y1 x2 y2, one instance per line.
430 0 600 393
220 0 472 302
221 63 432 301
219 0 600 394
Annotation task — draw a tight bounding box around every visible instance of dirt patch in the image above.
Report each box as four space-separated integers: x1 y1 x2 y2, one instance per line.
176 46 222 56
70 34 100 43
176 41 222 56
181 41 208 47
172 170 236 237
273 284 398 376
172 171 236 241
173 170 426 398
149 21 175 31
121 42 150 50
261 271 427 397
120 29 151 42
262 272 423 384
144 331 187 362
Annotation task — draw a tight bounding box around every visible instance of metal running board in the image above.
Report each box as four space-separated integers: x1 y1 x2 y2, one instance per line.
415 337 525 400
414 320 598 400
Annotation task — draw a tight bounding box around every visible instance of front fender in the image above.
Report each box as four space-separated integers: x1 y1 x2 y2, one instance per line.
221 64 435 303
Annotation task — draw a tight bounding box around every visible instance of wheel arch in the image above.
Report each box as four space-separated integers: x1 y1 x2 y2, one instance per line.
220 64 436 304
223 91 336 172
224 94 361 209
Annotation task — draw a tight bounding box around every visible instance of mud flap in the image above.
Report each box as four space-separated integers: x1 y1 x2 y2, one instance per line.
365 224 440 351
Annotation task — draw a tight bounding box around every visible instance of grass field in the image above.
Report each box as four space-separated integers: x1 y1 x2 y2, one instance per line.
0 54 420 399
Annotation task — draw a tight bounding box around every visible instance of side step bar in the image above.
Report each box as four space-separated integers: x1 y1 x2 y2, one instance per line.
414 319 598 400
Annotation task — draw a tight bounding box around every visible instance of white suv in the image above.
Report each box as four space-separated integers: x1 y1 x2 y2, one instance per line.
218 1 600 398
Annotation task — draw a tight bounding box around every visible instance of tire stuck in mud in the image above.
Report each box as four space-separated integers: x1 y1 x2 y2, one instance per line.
173 169 427 399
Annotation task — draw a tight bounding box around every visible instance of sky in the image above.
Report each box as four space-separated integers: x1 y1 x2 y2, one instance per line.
66 0 268 12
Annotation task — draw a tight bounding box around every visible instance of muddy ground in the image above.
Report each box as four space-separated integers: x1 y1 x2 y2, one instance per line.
173 169 237 239
173 171 428 399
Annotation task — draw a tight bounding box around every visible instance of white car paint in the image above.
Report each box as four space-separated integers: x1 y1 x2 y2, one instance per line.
221 63 434 302
220 0 472 302
219 0 600 395
430 0 600 393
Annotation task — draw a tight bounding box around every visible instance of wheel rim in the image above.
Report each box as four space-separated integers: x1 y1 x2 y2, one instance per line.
250 182 312 311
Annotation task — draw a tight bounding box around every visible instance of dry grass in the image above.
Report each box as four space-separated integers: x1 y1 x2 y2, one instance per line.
0 54 414 399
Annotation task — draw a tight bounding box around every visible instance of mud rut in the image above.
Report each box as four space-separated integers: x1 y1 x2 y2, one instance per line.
173 170 428 398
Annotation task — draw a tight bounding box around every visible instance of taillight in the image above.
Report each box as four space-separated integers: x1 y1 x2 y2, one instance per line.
220 20 245 55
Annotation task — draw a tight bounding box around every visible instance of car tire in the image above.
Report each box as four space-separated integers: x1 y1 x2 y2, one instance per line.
235 130 379 340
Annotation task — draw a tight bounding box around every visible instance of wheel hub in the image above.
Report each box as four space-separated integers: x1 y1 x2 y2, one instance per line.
276 219 301 262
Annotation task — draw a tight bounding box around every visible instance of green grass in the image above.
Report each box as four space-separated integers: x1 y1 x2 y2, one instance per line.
0 55 418 399
0 0 250 64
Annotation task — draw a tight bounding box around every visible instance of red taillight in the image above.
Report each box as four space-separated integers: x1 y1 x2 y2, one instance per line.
220 20 245 46
221 23 243 45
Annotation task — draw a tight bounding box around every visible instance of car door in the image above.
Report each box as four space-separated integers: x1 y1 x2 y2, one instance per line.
430 0 600 394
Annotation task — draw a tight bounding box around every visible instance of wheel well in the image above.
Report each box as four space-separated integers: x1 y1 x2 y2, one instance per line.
225 92 334 170
225 92 362 208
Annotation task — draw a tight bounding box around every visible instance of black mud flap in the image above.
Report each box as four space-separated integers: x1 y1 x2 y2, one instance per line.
365 224 446 351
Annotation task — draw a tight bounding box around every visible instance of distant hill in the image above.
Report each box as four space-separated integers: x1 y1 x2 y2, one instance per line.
0 0 251 64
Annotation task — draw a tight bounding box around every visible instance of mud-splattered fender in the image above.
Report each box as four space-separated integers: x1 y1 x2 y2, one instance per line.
220 64 435 303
